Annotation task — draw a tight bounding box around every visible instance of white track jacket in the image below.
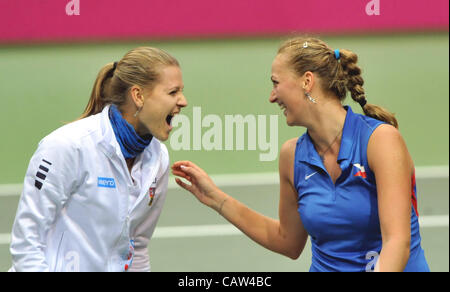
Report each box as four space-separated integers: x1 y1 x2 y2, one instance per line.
10 105 169 272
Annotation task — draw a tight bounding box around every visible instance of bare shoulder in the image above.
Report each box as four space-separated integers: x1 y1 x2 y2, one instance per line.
279 138 298 183
370 124 403 142
368 124 407 155
280 138 298 157
279 138 298 166
368 124 413 173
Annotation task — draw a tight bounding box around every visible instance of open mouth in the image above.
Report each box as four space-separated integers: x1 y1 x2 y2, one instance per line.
166 114 174 126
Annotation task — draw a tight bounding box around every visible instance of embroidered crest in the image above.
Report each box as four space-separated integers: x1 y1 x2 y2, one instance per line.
148 187 156 206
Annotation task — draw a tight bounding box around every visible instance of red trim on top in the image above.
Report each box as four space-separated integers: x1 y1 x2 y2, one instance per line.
411 171 419 217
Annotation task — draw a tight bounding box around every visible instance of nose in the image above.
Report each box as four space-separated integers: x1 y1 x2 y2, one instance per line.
269 89 277 103
178 93 188 108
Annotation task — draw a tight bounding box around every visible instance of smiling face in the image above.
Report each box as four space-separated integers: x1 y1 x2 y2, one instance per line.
136 65 187 141
269 54 310 126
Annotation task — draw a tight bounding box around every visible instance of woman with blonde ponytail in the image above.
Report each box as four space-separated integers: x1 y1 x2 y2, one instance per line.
172 37 429 272
10 47 187 272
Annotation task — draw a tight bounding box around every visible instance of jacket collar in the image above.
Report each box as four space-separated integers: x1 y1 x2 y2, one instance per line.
98 104 116 159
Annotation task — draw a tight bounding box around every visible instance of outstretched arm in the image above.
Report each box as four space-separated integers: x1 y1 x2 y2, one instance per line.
172 138 308 259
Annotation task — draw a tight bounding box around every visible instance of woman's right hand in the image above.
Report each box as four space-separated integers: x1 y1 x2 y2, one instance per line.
171 161 226 211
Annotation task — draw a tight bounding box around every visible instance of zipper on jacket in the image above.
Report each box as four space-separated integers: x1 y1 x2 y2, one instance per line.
54 231 66 271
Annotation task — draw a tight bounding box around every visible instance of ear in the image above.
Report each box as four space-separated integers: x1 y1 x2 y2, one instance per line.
301 71 315 92
129 85 145 108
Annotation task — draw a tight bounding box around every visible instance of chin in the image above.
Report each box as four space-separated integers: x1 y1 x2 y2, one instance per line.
286 117 296 127
154 133 169 142
154 130 170 142
285 114 302 127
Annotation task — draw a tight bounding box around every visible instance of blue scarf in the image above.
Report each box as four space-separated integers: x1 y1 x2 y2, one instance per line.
108 104 152 159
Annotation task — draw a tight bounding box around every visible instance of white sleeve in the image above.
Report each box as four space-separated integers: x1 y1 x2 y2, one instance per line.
10 135 79 272
129 152 169 272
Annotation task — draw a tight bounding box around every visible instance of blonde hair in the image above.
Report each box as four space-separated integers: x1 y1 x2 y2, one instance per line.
278 37 398 128
80 47 179 119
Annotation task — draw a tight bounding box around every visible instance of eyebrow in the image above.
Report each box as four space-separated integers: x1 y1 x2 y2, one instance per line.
168 86 184 91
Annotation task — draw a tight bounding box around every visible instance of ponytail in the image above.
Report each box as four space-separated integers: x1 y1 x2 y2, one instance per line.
79 62 116 119
338 49 399 129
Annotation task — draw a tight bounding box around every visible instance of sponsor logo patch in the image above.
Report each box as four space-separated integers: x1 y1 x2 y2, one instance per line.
97 177 116 188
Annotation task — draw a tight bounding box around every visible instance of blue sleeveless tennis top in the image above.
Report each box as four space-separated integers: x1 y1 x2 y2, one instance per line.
293 106 429 272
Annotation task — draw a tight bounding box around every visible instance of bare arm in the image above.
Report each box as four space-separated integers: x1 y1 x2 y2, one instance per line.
172 138 308 259
368 124 413 272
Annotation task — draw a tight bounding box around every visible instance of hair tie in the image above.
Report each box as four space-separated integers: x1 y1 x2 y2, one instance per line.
358 98 367 108
113 61 118 70
334 49 340 60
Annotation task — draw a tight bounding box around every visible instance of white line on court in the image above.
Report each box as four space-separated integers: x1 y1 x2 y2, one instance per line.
0 215 448 245
418 215 450 228
0 234 9 246
0 165 448 197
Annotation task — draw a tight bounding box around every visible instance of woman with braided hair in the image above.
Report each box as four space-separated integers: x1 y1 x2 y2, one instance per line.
172 37 429 272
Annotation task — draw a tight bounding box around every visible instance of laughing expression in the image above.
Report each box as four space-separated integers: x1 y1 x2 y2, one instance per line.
269 54 310 127
136 66 187 141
